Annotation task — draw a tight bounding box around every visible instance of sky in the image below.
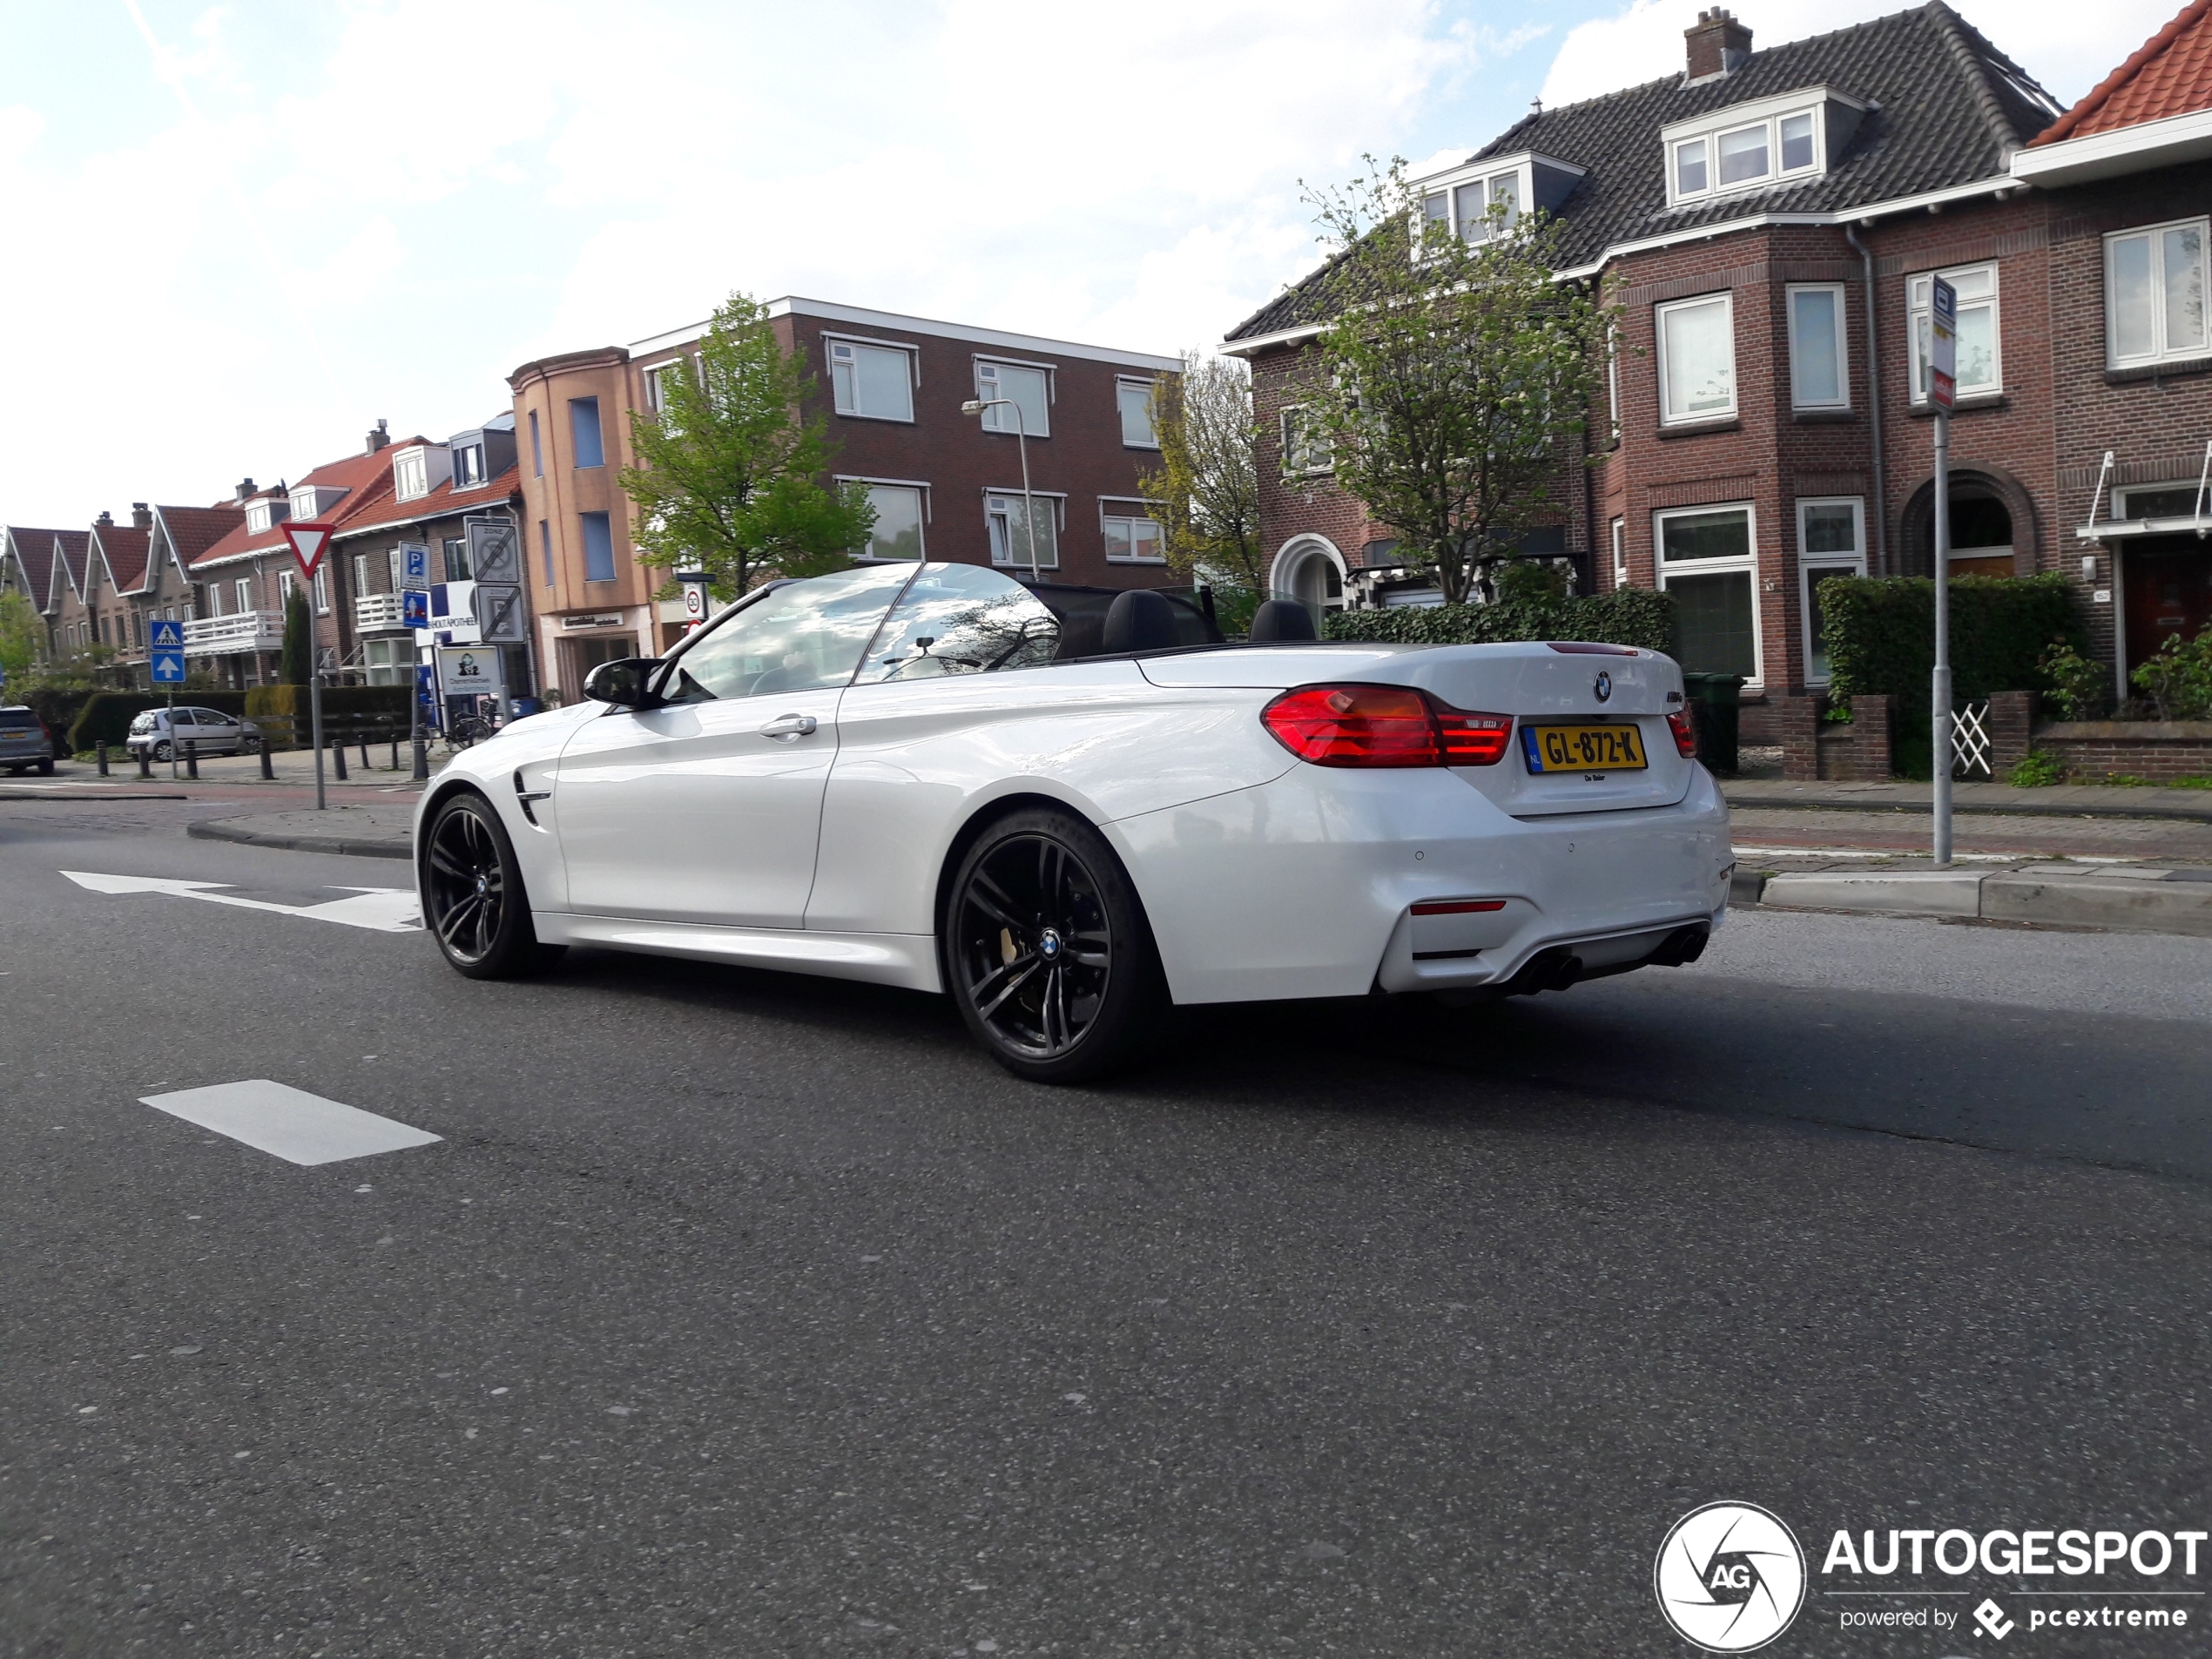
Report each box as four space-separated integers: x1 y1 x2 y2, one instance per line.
0 0 2182 526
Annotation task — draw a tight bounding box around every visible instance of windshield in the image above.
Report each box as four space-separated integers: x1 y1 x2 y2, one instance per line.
660 565 914 704
0 711 38 729
853 563 1061 684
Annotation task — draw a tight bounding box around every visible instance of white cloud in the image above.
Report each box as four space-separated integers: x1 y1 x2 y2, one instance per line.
1540 0 2181 111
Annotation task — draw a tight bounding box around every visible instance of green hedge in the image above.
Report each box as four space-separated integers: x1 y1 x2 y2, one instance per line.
1825 575 2084 705
18 684 94 745
68 691 251 752
246 685 412 749
1324 587 1676 652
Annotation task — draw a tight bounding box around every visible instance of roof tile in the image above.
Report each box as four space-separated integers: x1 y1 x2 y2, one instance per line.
2033 0 2212 144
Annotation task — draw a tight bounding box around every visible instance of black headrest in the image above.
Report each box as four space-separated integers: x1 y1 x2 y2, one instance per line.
1102 589 1179 653
1248 598 1318 642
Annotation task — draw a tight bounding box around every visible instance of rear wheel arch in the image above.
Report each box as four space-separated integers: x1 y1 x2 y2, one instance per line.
932 791 1113 957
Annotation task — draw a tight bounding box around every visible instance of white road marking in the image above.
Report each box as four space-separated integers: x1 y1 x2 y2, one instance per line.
139 1080 442 1165
60 871 421 931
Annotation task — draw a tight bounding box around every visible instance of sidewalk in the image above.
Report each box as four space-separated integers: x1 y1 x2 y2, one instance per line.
1730 849 2212 937
188 803 419 860
1723 776 2212 822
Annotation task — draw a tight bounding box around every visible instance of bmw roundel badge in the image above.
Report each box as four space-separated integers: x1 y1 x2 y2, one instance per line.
1594 671 1613 703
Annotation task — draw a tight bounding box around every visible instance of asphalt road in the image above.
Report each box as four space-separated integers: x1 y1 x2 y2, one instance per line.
5 800 2210 1658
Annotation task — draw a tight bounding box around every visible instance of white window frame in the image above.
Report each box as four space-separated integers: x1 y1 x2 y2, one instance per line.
393 448 429 502
1610 516 1627 589
452 442 486 489
1662 90 1844 206
639 358 682 415
984 489 1065 570
235 577 253 615
1116 377 1160 448
1280 405 1331 474
1653 502 1764 688
1795 496 1866 686
1606 325 1622 442
835 475 932 562
1099 498 1167 564
826 335 918 424
313 566 329 616
1907 264 2001 402
246 499 274 535
278 569 296 605
2104 216 2209 369
1655 293 1737 426
974 358 1053 438
1785 282 1851 411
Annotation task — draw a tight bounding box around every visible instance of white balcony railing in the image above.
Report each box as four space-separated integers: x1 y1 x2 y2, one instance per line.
354 590 408 632
184 610 286 656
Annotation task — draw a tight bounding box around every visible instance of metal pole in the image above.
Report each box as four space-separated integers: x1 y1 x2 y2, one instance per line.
167 688 176 781
1932 412 1952 867
311 665 326 812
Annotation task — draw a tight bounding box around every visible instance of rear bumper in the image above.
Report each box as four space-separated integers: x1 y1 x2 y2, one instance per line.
1107 762 1732 1005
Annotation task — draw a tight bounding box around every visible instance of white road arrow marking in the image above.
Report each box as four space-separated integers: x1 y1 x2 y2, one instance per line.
141 1080 440 1164
60 871 421 932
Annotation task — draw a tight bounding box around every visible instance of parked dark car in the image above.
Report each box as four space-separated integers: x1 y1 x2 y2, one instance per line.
0 705 57 775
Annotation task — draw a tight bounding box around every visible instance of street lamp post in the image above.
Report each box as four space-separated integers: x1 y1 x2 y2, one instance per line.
961 397 1041 582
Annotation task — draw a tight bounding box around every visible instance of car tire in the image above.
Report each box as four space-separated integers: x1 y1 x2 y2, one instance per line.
421 791 561 980
242 734 261 754
944 806 1164 1084
152 740 172 762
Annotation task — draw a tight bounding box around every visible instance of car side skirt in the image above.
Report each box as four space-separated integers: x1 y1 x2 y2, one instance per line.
532 912 943 993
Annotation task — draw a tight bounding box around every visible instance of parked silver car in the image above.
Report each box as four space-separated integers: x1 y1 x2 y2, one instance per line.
126 706 263 762
0 705 57 775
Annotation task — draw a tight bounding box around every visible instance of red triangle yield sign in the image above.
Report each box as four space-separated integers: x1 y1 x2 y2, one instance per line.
282 522 334 580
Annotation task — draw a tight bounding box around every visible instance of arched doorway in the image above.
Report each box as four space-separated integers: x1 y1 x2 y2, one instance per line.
1898 469 2039 578
1270 535 1346 622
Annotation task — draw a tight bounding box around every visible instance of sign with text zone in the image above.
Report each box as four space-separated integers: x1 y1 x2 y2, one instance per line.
465 517 520 584
474 583 528 644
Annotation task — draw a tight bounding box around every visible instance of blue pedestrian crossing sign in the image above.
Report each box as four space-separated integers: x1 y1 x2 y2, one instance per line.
148 617 185 684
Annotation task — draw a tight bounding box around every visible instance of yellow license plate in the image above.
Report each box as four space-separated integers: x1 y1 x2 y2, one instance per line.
1522 722 1648 773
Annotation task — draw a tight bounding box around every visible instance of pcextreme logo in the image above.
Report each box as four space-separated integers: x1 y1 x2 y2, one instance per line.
1655 1501 1808 1652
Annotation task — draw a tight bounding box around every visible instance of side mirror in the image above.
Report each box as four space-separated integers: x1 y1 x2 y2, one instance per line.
582 657 664 711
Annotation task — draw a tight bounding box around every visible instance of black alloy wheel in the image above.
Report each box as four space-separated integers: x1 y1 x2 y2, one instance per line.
947 809 1163 1083
421 792 560 979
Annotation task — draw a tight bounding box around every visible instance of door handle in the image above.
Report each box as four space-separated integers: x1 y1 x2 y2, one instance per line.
759 712 819 741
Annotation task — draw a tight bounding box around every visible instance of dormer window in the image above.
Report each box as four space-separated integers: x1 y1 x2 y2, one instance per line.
244 497 287 536
1414 153 1582 250
394 449 428 502
1662 87 1863 206
453 442 486 488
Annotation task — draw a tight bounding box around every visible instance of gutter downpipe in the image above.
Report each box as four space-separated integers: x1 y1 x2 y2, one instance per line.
1845 222 1889 575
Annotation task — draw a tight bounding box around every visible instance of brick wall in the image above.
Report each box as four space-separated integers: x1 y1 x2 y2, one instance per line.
2033 720 2212 782
1815 692 1893 780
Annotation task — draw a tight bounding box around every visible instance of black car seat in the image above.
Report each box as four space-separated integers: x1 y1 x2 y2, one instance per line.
1101 590 1179 653
1248 599 1318 642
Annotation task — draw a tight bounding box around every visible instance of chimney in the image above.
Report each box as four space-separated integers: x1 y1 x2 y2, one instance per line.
1685 8 1752 81
366 418 390 455
132 502 152 530
96 510 114 527
235 476 257 503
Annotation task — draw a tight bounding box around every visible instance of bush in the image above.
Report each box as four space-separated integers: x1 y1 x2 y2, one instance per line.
1325 587 1676 653
2129 628 2212 722
68 690 252 752
16 681 96 745
2007 750 2066 787
1824 574 2085 707
2039 637 2110 721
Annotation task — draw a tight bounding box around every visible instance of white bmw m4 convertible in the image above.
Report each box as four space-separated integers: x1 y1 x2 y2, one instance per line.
417 562 1732 1081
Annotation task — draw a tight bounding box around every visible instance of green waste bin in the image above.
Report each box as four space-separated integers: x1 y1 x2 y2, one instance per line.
1683 672 1744 775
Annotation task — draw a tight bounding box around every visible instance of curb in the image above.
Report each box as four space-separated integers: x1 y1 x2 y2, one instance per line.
188 819 412 861
1749 867 2212 937
1725 790 2212 823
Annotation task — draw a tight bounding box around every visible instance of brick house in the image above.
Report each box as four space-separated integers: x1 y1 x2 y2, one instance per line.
509 297 1181 699
1225 2 2183 742
2 525 67 668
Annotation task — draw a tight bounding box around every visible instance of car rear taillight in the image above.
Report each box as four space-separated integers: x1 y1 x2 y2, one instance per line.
1667 709 1696 758
1261 684 1513 768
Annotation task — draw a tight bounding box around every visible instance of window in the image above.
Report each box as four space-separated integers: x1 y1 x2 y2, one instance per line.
660 565 914 703
829 340 915 422
393 448 430 502
246 499 276 535
853 563 1062 685
132 612 144 648
2120 483 2204 521
852 482 927 561
1101 502 1164 563
206 584 223 618
1611 517 1626 589
1716 123 1768 186
443 536 471 583
1117 378 1158 448
362 637 408 686
1281 406 1330 473
2107 218 2208 368
1606 326 1622 442
579 512 616 583
1674 138 1708 196
1787 284 1849 409
1797 497 1865 685
313 567 329 615
975 361 1050 437
640 361 676 415
236 577 253 615
1779 111 1815 172
1424 171 1523 244
453 443 486 489
388 547 406 590
540 520 554 585
1655 504 1760 683
570 397 605 469
1907 266 2000 401
353 553 370 597
529 409 543 476
1656 293 1736 424
986 493 1060 570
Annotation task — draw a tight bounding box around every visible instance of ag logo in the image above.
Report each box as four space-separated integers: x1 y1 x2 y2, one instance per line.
1654 1501 1806 1652
1594 670 1613 702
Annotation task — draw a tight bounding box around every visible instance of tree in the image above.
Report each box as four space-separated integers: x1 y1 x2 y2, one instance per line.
1136 352 1263 591
280 584 312 685
620 290 875 598
0 590 40 685
1300 157 1609 605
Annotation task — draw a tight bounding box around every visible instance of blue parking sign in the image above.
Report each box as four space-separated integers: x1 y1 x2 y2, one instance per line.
404 544 428 585
403 589 429 629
